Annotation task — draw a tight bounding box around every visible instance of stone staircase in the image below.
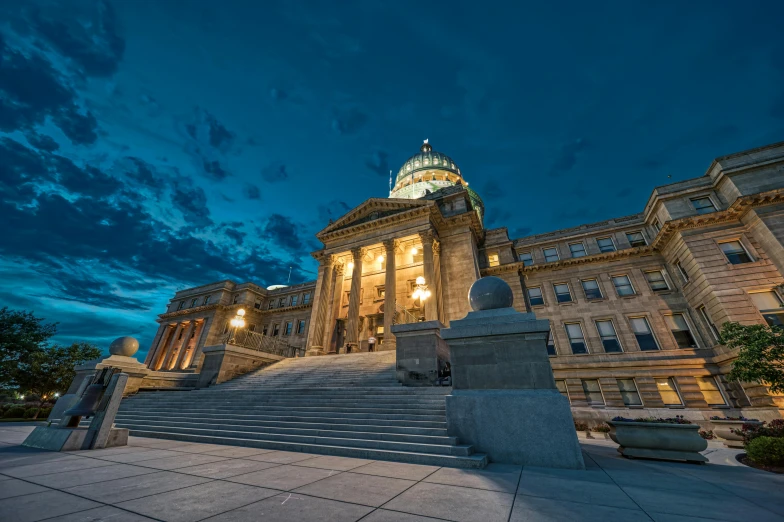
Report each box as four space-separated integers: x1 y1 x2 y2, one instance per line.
115 351 487 468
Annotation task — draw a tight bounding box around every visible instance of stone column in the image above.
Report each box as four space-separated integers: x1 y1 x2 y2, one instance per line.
307 254 334 355
150 324 174 370
345 247 366 349
419 230 437 322
322 263 343 350
144 324 167 367
173 320 196 370
160 323 184 371
188 317 211 369
383 239 398 350
433 240 445 325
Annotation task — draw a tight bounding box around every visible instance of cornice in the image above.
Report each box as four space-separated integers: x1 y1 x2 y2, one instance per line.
317 205 434 242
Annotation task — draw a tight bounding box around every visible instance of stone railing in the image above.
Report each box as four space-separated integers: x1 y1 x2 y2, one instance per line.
222 330 304 358
394 303 422 325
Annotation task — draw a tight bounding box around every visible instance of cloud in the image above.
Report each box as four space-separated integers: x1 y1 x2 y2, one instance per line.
171 182 213 229
261 162 288 183
25 132 59 152
317 200 350 223
481 179 504 200
244 183 261 200
510 226 533 238
485 209 512 228
180 107 237 180
365 150 389 177
261 213 307 256
331 106 368 135
202 160 231 180
548 138 588 177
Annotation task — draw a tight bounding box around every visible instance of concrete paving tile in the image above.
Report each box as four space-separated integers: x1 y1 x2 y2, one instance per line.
2 456 115 478
516 472 639 510
648 513 735 522
247 450 322 464
227 464 339 490
65 446 150 457
201 446 277 458
509 494 651 522
605 469 726 495
350 461 440 481
63 470 212 504
622 485 783 521
165 443 234 454
127 438 187 449
522 465 614 484
0 489 101 522
44 505 158 521
201 492 374 522
131 453 230 471
90 448 183 463
423 463 522 493
0 448 79 470
173 458 281 479
0 477 50 499
294 471 415 507
361 509 444 522
383 482 515 522
115 479 278 522
292 455 375 471
25 463 158 488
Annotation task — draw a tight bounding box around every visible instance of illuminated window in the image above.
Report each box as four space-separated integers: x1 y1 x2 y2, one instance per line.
691 196 717 214
581 279 602 300
519 252 533 266
376 286 385 299
645 270 669 291
630 317 659 351
564 323 588 354
527 287 544 306
696 377 726 406
719 240 753 264
488 253 500 267
664 313 697 348
612 275 635 296
554 283 573 303
582 380 605 406
626 231 646 247
749 291 784 328
655 377 683 406
569 242 587 257
597 237 616 253
617 379 643 406
595 320 622 352
543 247 559 262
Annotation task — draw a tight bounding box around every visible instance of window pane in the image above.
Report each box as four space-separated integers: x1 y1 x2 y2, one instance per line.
488 253 500 267
519 252 533 266
655 378 683 406
617 379 643 406
569 243 586 257
582 379 605 405
676 261 689 282
546 329 556 355
626 232 646 247
630 317 659 350
720 241 752 264
582 279 602 300
612 275 634 296
554 283 572 303
527 287 544 306
555 380 569 399
696 377 726 406
750 291 783 311
596 320 622 353
665 314 697 348
597 237 616 252
691 197 716 214
698 305 721 342
543 248 559 262
762 311 784 328
565 323 587 354
645 271 669 291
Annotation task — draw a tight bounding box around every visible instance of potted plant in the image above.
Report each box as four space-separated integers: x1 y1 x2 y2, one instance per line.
608 416 708 463
710 416 762 448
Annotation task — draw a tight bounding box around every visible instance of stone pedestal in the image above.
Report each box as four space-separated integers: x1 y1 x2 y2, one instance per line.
197 343 285 388
441 277 584 469
391 320 448 386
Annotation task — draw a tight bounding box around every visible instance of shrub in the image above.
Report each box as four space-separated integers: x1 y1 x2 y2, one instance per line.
574 420 590 432
612 415 692 425
710 416 759 422
735 419 784 445
38 407 52 418
593 423 611 433
699 429 715 440
23 407 39 419
746 437 784 467
3 406 25 418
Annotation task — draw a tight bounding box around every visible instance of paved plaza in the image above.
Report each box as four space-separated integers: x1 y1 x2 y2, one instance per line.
0 424 782 522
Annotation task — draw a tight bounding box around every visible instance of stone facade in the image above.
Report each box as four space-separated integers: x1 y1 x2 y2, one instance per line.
150 140 784 422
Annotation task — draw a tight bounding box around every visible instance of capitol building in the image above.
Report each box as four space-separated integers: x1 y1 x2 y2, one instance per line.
143 140 784 422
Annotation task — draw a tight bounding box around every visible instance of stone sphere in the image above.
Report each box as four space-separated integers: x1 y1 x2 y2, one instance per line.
468 276 514 311
109 336 139 357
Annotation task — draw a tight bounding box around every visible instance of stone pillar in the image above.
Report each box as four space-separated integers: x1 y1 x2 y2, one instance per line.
144 324 167 367
161 322 184 371
419 231 437 322
345 247 366 349
189 317 211 369
433 240 445 325
150 324 174 370
383 239 398 350
322 263 343 350
173 321 196 370
308 254 334 355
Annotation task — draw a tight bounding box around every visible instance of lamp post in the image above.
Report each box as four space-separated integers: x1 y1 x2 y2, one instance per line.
229 308 246 344
412 276 430 321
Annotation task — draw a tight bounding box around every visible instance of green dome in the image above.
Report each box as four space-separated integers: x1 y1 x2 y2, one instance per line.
395 140 461 185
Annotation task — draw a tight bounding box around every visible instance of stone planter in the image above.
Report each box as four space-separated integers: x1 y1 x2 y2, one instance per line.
712 420 763 448
608 421 708 463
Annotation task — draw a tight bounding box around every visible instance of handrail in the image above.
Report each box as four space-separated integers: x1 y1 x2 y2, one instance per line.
222 330 304 358
394 302 421 325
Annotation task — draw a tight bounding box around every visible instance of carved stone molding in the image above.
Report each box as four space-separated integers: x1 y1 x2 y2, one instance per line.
351 247 368 260
382 238 398 252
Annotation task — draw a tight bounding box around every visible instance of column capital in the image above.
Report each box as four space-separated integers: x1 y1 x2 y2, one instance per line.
382 238 398 252
418 229 436 246
334 262 345 276
432 241 441 256
351 247 367 260
312 251 334 266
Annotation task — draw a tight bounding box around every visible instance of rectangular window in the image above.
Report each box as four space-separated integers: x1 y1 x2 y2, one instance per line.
303 292 312 305
376 286 385 299
553 283 573 303
543 247 559 262
297 320 306 334
645 270 669 291
655 377 683 406
630 317 659 351
719 240 752 264
262 326 268 336
664 313 697 348
698 305 721 342
272 324 280 336
546 329 556 355
750 291 784 328
233 294 240 304
290 295 298 306
278 298 286 307
652 219 661 235
177 301 185 310
696 377 726 406
597 237 616 253
617 379 643 406
581 279 603 300
248 323 256 332
268 300 275 310
569 242 587 258
612 275 635 296
595 320 622 353
527 287 544 306
519 252 533 266
565 323 588 354
582 379 605 406
203 295 211 305
555 380 569 400
190 298 197 307
676 261 689 283
254 298 262 309
488 253 500 267
691 196 717 215
626 231 647 247
284 321 293 336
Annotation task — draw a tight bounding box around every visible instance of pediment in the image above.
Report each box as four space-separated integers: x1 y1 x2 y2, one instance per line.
317 198 433 238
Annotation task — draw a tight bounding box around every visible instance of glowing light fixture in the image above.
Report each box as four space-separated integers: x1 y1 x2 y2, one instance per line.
348 261 354 270
229 308 246 343
54 392 60 398
412 276 431 301
411 247 418 255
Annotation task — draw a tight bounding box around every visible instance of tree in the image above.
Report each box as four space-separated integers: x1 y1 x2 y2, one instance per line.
722 321 784 394
0 307 57 387
15 342 102 412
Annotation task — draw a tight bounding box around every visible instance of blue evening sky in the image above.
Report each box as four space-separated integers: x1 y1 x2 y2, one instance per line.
0 0 782 360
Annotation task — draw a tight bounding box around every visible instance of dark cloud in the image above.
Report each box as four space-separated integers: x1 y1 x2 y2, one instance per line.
365 150 389 177
244 183 261 200
486 209 512 228
548 138 588 177
317 200 350 224
203 160 231 180
206 112 235 150
171 183 213 228
58 157 123 199
331 107 368 135
224 227 245 246
510 226 533 238
481 179 503 200
261 162 288 183
261 213 305 256
41 271 149 311
25 132 59 152
52 108 99 145
126 158 161 188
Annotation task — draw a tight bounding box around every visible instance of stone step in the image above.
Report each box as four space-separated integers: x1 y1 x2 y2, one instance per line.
125 429 487 468
119 406 446 422
124 398 447 408
121 404 445 417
